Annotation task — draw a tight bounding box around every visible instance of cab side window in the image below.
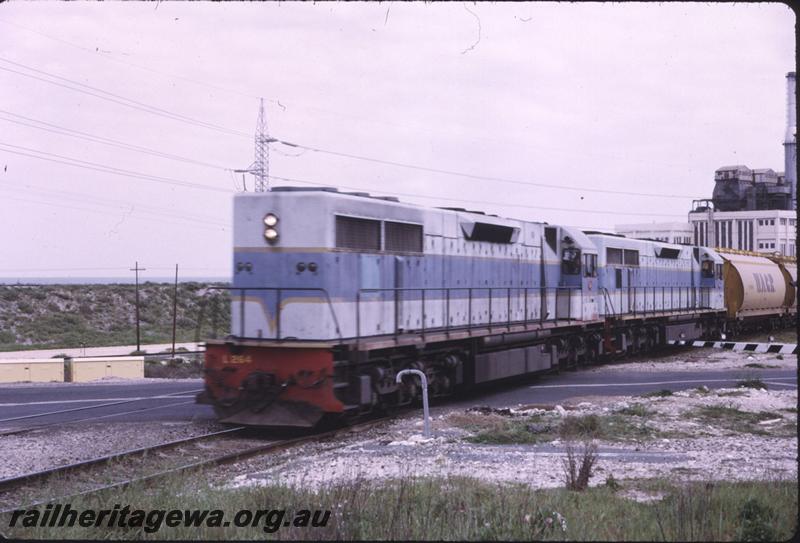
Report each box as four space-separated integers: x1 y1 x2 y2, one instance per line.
583 254 597 277
562 247 581 275
701 260 714 278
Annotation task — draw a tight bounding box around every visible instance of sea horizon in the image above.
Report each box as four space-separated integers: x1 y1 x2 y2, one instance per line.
0 276 231 285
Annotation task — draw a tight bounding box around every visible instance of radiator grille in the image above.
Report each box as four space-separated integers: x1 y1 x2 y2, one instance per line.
335 216 381 251
385 221 423 253
607 248 623 265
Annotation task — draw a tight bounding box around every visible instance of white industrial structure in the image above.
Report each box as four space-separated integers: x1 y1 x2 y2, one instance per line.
618 71 797 258
614 222 694 245
687 208 796 256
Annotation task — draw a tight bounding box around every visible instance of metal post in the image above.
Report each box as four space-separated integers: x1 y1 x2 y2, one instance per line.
356 290 361 342
276 289 282 340
394 288 400 339
171 264 178 359
507 287 511 329
240 289 245 338
468 288 473 332
445 288 451 334
396 369 431 437
129 261 146 352
540 287 545 324
568 288 572 321
524 288 529 323
421 289 426 339
488 288 493 330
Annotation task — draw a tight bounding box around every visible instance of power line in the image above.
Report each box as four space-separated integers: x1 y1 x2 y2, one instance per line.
0 18 262 102
0 138 683 219
4 17 694 169
0 59 251 138
1 56 704 201
0 110 229 170
0 180 230 228
266 174 685 218
1 193 229 233
0 142 231 194
276 140 704 200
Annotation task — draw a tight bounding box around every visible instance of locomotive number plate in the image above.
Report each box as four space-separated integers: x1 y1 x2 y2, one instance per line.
223 354 253 365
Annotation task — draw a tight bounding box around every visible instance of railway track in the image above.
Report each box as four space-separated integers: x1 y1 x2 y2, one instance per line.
0 416 391 514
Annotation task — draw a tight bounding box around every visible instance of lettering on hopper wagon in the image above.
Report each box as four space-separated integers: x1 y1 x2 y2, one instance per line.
752 273 776 293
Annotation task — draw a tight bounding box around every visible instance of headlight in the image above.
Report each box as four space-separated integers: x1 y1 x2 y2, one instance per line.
264 213 279 227
264 228 279 242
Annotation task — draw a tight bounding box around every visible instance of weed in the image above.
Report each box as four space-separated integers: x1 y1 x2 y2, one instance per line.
737 498 777 541
605 473 622 491
616 404 654 417
736 379 767 390
560 414 655 442
642 389 673 398
562 442 598 491
686 406 784 435
2 475 797 540
559 414 601 439
744 363 779 369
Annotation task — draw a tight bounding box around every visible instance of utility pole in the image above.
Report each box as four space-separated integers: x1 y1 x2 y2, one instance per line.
129 261 146 352
171 264 179 359
234 98 277 192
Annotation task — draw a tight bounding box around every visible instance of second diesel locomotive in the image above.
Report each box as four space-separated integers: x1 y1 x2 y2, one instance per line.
197 188 796 427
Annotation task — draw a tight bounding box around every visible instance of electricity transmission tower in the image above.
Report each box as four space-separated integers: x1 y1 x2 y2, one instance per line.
234 98 276 192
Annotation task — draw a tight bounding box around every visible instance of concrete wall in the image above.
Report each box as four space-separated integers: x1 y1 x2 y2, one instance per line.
67 356 144 383
0 359 65 383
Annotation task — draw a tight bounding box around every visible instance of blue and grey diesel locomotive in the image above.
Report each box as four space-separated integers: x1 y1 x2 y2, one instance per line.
196 187 797 427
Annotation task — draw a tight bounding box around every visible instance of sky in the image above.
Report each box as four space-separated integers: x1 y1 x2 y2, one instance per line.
0 2 794 280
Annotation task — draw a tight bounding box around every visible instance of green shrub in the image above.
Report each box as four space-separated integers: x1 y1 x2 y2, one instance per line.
738 498 777 541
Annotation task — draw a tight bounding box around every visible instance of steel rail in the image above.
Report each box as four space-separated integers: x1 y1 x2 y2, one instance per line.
0 426 246 493
0 417 392 515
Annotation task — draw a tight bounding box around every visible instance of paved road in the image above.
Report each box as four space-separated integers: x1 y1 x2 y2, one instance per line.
0 380 211 430
0 367 795 431
443 367 796 411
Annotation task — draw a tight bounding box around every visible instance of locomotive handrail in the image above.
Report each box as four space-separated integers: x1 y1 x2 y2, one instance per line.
602 286 713 318
206 286 343 341
600 287 616 317
356 286 581 342
206 283 716 344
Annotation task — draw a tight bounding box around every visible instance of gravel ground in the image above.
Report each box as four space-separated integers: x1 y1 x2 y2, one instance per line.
594 347 795 372
225 384 797 492
0 420 224 479
1 347 794 489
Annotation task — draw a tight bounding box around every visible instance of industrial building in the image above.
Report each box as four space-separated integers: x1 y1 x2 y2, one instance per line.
613 222 694 245
687 207 796 256
618 71 797 257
